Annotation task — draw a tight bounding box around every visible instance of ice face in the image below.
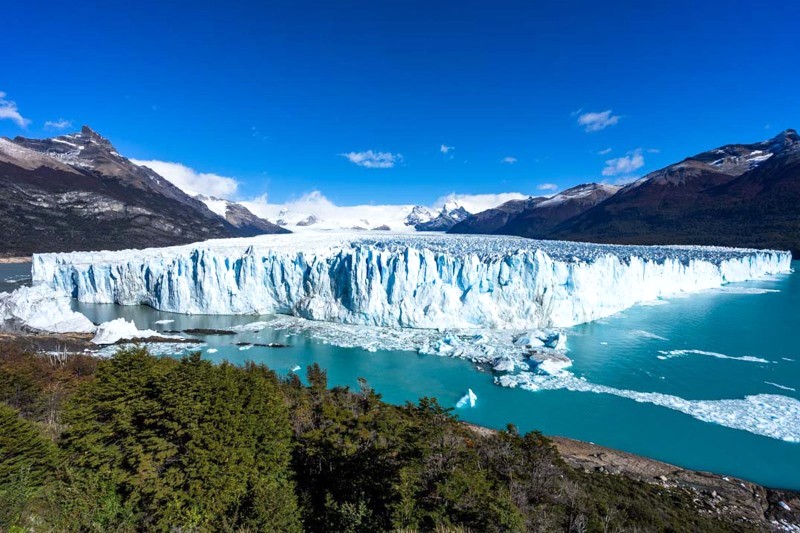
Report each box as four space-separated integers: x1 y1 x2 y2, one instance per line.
31 233 791 330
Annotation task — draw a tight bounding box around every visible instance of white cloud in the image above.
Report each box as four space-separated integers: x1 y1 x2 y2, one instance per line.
433 192 527 213
646 148 660 153
578 110 620 132
598 148 612 155
44 118 72 130
240 190 528 230
501 156 518 164
340 150 402 168
440 144 454 154
130 159 240 198
537 183 558 192
602 149 644 177
0 91 31 128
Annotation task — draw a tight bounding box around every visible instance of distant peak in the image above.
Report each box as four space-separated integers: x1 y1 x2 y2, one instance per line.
766 128 799 151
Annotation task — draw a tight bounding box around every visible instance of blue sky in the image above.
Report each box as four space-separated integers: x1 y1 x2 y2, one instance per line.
1 0 798 207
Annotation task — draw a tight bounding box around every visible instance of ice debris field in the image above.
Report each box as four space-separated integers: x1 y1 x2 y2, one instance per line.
31 232 791 329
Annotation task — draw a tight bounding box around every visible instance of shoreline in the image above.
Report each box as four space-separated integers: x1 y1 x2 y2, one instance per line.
0 256 32 264
464 423 799 529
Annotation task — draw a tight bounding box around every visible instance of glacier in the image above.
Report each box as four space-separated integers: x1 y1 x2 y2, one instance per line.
31 232 791 330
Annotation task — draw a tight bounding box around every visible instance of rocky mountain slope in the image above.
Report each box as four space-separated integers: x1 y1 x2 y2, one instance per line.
451 130 800 254
0 126 286 256
551 129 800 253
196 195 288 236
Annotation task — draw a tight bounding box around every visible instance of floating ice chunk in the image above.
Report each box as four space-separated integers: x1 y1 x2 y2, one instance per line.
154 319 175 325
514 332 545 348
92 318 173 345
207 348 218 354
291 365 301 372
239 345 252 351
658 349 770 364
456 388 477 408
492 357 517 372
0 285 95 334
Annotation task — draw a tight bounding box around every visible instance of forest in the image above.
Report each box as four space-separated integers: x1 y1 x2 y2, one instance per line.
0 344 749 532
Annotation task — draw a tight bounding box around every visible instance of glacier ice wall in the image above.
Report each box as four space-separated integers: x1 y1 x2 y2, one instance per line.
31 233 792 329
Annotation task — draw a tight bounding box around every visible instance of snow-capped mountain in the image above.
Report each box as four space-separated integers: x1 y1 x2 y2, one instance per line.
450 183 619 237
196 195 288 236
414 204 471 231
551 129 800 253
0 126 286 256
241 194 473 232
452 129 800 254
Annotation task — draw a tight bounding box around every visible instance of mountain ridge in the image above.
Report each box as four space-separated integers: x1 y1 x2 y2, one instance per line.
450 129 800 255
0 126 287 256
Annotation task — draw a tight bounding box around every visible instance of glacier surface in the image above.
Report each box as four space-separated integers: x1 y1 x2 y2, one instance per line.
32 233 792 330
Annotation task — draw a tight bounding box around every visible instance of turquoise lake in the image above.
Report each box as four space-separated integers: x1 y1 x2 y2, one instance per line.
3 262 799 489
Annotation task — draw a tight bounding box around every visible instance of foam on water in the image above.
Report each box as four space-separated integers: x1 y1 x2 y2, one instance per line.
631 330 669 341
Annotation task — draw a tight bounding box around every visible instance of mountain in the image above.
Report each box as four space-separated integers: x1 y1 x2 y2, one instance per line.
448 197 545 234
0 126 285 257
498 183 621 238
451 130 800 254
414 204 471 231
196 195 288 236
449 183 619 237
549 129 800 253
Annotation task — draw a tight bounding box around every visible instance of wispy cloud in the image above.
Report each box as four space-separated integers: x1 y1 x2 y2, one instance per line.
434 192 527 213
0 91 31 128
501 156 518 164
537 183 558 192
440 144 454 154
578 110 620 132
130 159 240 198
598 147 612 155
646 148 660 153
602 149 644 177
340 150 402 168
44 118 72 130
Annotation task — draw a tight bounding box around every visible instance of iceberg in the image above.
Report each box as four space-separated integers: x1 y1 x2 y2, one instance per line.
91 318 176 345
30 232 792 330
0 284 95 334
456 388 477 408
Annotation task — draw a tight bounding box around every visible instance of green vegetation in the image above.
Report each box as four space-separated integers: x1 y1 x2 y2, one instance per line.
0 343 750 532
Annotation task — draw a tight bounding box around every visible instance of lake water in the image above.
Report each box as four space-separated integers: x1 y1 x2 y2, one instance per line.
3 262 799 489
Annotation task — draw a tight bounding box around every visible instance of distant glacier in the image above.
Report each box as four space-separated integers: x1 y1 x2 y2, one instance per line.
32 233 791 329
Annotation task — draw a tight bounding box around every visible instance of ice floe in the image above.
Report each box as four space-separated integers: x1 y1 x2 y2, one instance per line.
498 371 800 442
657 349 771 364
765 382 796 392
